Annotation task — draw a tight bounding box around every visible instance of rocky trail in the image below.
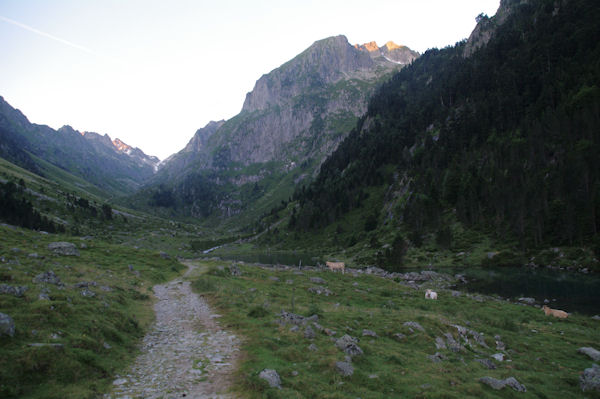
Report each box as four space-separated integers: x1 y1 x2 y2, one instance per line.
107 262 240 399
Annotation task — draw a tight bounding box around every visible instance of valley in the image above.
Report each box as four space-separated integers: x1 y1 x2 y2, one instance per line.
1 0 600 397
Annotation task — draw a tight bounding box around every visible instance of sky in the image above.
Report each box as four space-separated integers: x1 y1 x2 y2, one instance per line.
0 0 500 160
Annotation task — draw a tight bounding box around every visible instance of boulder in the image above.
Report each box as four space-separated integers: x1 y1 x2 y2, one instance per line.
479 376 526 392
335 361 354 377
476 358 497 369
335 335 363 357
33 271 62 285
308 285 333 296
229 264 242 276
0 312 15 337
435 337 447 350
428 352 446 363
362 329 377 338
403 321 425 332
308 343 318 352
518 297 535 305
310 277 327 284
581 364 600 392
304 326 316 339
48 242 80 256
259 369 281 389
0 284 27 297
579 347 600 362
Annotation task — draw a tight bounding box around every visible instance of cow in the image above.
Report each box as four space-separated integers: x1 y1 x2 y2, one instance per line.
326 261 345 274
542 305 568 319
425 289 438 300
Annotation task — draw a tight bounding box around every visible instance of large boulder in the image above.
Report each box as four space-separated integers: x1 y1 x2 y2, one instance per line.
48 242 80 256
335 335 363 357
581 364 600 392
259 369 281 388
0 312 15 337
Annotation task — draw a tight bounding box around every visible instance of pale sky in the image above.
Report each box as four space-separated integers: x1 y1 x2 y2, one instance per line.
0 0 500 160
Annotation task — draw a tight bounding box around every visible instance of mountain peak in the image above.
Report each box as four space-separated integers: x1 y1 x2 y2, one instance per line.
384 41 402 51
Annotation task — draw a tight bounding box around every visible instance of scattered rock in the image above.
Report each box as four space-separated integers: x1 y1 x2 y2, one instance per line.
268 276 280 282
277 311 317 326
289 325 299 333
579 347 600 362
48 242 80 256
74 281 97 288
159 251 170 259
435 337 447 350
0 284 27 297
592 315 600 321
113 378 128 386
495 335 506 351
259 369 281 389
518 297 536 305
304 326 316 339
310 277 327 284
229 264 242 276
291 370 299 377
476 358 497 369
403 321 425 333
0 312 15 337
428 352 446 363
393 333 406 341
33 271 62 286
492 353 505 362
451 290 462 297
443 333 462 352
324 328 337 336
335 335 363 357
80 288 96 297
308 285 333 296
308 343 318 352
362 329 377 338
312 322 324 332
580 364 600 392
479 376 526 392
335 361 354 377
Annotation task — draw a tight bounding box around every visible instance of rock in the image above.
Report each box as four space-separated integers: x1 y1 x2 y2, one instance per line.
579 347 600 362
308 343 318 352
74 281 97 288
592 315 600 321
0 284 27 297
312 322 324 332
0 312 15 337
80 243 87 249
81 288 96 297
362 329 377 338
289 325 299 333
403 321 425 333
268 276 280 282
491 353 505 362
229 264 242 276
494 335 506 351
259 368 281 388
435 337 447 350
443 333 462 352
451 290 462 297
291 370 299 376
428 352 446 363
393 333 406 341
278 311 310 326
113 378 128 386
479 376 526 392
476 358 497 369
28 253 39 258
308 285 333 296
33 271 62 285
286 279 294 284
518 297 535 305
48 242 80 256
310 277 327 284
28 343 64 349
324 328 336 336
581 364 600 392
335 335 363 357
304 326 316 339
159 251 170 259
335 361 354 377
103 342 112 349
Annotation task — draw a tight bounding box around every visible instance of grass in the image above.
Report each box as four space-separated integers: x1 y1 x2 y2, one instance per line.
0 225 184 398
189 259 600 398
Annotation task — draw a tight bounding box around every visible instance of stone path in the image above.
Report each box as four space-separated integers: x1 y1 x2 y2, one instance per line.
106 262 240 399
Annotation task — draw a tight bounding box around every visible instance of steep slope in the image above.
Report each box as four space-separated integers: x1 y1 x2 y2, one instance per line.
286 0 600 266
146 35 418 221
0 96 159 196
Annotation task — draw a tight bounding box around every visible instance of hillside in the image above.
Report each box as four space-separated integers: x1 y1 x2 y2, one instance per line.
258 0 600 268
137 36 418 224
0 97 159 197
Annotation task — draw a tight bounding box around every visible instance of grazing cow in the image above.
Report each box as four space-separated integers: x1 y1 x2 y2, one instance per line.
542 305 568 319
425 289 438 300
326 261 345 274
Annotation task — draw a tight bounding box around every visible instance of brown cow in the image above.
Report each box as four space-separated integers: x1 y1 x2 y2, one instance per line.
326 261 345 274
542 305 568 319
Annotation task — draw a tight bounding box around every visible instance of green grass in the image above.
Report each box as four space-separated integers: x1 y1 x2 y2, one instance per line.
190 259 600 398
0 225 184 398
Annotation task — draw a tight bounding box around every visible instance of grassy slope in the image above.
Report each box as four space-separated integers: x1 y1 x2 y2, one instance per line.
191 259 600 398
0 225 184 398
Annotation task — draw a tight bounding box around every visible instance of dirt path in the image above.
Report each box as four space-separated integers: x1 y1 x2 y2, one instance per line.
107 261 240 399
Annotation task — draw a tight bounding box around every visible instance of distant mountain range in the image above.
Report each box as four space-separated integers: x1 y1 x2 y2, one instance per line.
0 96 159 196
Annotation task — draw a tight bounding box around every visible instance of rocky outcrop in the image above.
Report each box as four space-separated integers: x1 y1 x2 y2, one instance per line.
182 120 225 153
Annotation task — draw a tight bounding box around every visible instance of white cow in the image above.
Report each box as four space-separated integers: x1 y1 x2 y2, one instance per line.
425 289 438 300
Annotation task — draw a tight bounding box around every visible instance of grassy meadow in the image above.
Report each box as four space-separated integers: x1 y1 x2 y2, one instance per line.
190 259 600 399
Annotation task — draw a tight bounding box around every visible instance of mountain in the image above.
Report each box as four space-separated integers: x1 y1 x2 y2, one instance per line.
282 0 600 267
145 35 418 221
0 96 159 196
